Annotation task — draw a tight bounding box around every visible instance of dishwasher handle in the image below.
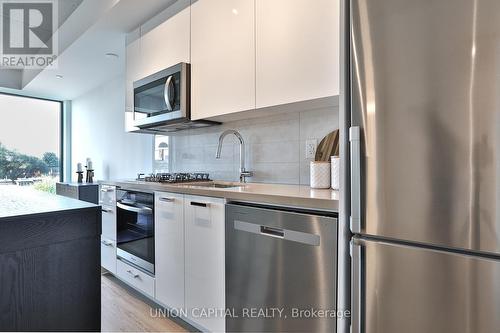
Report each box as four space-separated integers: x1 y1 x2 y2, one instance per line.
234 220 320 246
260 226 284 238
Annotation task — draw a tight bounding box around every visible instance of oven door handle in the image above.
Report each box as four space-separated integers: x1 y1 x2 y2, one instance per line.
117 202 153 215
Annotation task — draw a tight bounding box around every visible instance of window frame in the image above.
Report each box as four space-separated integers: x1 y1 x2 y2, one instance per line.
0 92 64 182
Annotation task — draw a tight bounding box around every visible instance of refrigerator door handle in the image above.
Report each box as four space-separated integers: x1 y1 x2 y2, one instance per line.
350 126 361 233
351 239 363 333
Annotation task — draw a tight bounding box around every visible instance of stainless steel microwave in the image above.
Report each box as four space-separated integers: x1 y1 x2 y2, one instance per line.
133 63 219 133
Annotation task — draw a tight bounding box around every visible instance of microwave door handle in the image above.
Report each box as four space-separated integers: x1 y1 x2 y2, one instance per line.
164 75 174 111
117 202 153 215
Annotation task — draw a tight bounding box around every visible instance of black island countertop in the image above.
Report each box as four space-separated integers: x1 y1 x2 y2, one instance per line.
0 186 101 331
0 186 97 219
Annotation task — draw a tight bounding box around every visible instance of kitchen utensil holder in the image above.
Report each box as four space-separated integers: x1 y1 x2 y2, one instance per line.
310 161 331 189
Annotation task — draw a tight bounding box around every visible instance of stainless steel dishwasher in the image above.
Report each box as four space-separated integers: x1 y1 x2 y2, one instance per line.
225 202 337 332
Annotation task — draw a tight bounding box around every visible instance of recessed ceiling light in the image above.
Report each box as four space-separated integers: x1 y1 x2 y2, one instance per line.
55 75 63 79
105 53 119 59
232 8 239 15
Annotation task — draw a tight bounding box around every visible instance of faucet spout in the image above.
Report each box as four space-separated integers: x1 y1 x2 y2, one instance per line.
215 129 252 182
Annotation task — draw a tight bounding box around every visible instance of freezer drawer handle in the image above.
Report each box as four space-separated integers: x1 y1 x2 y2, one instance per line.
234 220 320 246
260 226 284 238
351 240 363 333
159 197 175 203
190 201 208 208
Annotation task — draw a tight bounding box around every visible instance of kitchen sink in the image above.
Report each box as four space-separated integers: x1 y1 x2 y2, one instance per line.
190 182 243 189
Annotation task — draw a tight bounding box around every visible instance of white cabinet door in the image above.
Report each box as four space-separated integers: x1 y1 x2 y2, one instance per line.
191 0 255 120
101 206 116 240
184 195 225 332
100 236 116 274
141 6 190 77
256 0 340 108
125 37 142 132
100 185 116 240
99 185 116 207
154 192 185 310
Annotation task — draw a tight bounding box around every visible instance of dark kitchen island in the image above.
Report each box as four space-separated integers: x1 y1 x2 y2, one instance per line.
0 187 101 331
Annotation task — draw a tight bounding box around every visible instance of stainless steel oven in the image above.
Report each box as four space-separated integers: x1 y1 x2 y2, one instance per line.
116 189 155 274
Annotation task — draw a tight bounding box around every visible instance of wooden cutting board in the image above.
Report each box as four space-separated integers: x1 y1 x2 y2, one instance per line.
315 130 339 161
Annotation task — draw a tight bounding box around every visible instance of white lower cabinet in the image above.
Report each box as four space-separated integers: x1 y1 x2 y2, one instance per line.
100 236 117 274
99 185 116 207
117 259 155 298
101 206 116 240
100 185 116 273
184 195 225 333
154 192 185 310
113 192 225 332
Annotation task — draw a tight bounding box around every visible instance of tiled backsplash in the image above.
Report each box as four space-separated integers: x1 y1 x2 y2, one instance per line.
165 104 339 185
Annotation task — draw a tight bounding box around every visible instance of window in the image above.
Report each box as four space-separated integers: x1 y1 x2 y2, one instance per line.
153 135 169 173
0 93 62 193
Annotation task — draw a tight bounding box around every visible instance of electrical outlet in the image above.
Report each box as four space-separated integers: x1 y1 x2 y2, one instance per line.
305 139 318 159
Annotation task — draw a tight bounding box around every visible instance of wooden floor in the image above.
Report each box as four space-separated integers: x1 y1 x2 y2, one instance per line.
101 274 189 332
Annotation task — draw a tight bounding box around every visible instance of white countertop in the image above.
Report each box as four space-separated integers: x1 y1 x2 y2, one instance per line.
100 180 339 211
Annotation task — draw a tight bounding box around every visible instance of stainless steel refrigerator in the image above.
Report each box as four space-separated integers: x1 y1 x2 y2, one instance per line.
348 0 500 332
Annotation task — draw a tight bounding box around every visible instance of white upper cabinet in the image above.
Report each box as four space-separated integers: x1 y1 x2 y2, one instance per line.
126 0 339 124
141 6 190 77
125 37 142 132
255 0 340 108
125 3 190 132
191 0 256 120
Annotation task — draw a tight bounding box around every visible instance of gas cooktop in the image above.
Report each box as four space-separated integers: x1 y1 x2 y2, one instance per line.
137 172 210 183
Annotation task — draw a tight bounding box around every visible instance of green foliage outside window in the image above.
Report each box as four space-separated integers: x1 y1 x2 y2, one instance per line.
0 143 59 184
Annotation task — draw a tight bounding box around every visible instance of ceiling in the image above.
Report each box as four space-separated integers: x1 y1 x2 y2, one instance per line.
0 0 177 100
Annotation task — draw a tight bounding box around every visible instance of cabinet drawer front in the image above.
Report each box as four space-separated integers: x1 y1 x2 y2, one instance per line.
101 206 116 240
116 260 155 298
99 185 116 206
100 236 116 274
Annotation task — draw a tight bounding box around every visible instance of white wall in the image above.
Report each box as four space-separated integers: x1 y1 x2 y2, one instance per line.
71 74 153 181
169 103 339 185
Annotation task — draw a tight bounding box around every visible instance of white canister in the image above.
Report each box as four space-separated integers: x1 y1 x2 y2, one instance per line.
331 156 340 190
310 161 331 189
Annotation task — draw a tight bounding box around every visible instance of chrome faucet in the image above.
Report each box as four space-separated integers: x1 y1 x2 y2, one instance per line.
216 129 253 183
